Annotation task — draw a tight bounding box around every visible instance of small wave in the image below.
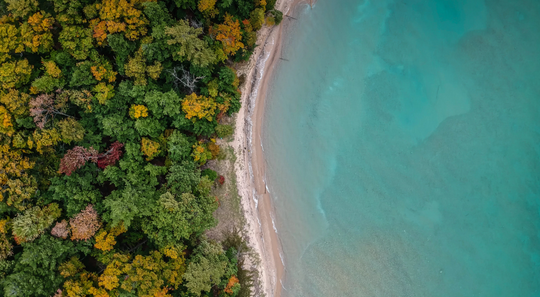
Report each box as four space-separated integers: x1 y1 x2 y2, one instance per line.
252 189 258 208
280 279 288 291
256 216 262 232
271 215 278 234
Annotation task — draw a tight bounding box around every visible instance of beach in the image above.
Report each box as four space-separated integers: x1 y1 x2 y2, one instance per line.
232 1 309 296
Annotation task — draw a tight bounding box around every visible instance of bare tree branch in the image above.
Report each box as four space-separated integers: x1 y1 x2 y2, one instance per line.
168 66 205 94
191 18 203 28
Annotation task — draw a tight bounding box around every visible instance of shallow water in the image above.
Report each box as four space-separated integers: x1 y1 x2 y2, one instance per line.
262 0 540 296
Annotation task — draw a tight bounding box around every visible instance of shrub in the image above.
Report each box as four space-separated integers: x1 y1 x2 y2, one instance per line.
216 124 234 138
201 168 218 181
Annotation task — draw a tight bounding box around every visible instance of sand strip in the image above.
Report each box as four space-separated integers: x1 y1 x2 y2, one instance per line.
233 1 312 296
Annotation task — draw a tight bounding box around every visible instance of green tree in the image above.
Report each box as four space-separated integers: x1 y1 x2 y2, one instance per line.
249 8 265 31
11 203 61 244
1 235 76 297
57 117 85 144
69 61 97 88
172 0 196 9
166 160 201 194
101 155 166 227
101 113 137 143
4 0 38 18
167 130 191 161
31 76 64 94
183 239 228 296
143 89 182 118
143 191 217 248
165 20 216 67
134 117 165 138
58 26 94 60
49 166 102 216
103 184 154 228
107 33 136 74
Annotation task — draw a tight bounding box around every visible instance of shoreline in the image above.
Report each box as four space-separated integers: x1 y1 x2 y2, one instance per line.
232 1 309 296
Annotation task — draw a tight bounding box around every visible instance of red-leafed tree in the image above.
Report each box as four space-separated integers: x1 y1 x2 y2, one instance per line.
59 146 99 176
59 142 124 175
70 204 100 241
97 141 124 169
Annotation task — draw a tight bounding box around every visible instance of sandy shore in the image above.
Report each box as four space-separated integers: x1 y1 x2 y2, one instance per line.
232 1 310 296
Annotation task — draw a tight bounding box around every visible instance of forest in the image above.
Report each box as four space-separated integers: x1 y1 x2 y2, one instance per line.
0 0 282 295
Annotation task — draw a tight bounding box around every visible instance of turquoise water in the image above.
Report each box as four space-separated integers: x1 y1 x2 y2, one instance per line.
262 0 540 296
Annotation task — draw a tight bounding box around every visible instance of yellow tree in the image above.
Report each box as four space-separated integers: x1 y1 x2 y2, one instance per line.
31 60 65 93
58 26 94 60
191 141 212 165
59 257 99 297
0 219 13 261
20 11 55 53
0 144 35 186
197 0 218 18
129 104 148 119
124 48 162 86
92 251 185 296
91 0 150 45
1 173 38 211
62 89 94 112
94 223 126 251
141 137 160 161
181 93 216 122
0 21 24 63
0 59 33 90
0 105 15 136
90 57 117 83
57 117 85 144
28 128 61 153
210 14 244 56
207 140 220 159
43 60 62 78
92 82 115 104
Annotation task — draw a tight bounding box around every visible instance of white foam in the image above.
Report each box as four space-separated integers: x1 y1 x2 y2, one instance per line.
252 189 258 208
257 216 262 232
280 279 288 291
271 215 278 234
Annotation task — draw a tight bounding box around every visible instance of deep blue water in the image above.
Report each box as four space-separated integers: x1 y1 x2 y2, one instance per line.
262 0 540 296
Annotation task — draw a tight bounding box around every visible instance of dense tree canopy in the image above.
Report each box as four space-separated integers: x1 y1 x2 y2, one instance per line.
0 0 280 295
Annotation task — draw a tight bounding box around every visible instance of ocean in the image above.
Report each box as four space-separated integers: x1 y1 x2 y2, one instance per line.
261 0 540 296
